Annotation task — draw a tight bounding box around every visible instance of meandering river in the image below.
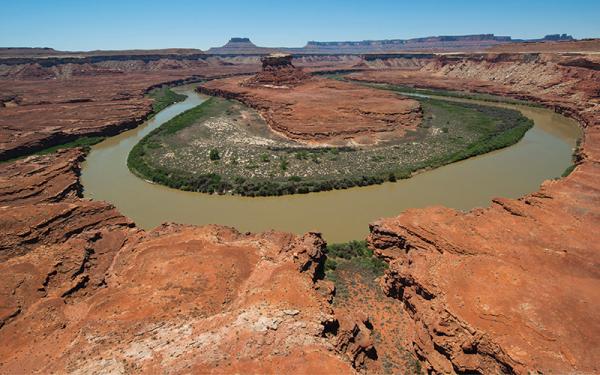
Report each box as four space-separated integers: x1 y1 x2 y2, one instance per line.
81 85 581 242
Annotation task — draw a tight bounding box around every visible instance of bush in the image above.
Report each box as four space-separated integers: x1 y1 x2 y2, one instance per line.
280 158 288 171
295 151 308 160
326 240 388 276
148 87 187 114
209 149 220 161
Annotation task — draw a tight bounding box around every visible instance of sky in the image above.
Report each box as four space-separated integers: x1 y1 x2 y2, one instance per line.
1 0 599 51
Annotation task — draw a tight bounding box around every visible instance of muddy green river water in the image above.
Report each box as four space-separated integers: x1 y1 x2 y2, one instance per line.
81 85 581 243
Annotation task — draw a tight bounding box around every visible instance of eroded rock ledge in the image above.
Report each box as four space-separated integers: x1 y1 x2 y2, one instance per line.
366 52 600 374
0 150 372 373
198 55 422 145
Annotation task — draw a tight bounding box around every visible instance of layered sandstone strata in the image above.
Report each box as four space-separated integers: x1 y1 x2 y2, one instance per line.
363 52 600 374
0 54 370 160
0 149 133 261
0 149 373 373
0 59 262 161
243 53 311 87
198 64 422 145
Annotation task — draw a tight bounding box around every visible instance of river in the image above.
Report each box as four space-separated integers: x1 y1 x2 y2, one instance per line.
80 85 581 243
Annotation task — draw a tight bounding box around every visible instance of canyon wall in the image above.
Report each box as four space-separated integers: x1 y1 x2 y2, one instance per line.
357 53 600 373
0 149 375 373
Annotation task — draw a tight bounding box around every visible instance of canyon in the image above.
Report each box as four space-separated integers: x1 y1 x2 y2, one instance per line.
0 38 599 374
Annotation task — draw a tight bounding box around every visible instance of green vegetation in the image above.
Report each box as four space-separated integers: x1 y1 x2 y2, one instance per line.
128 88 533 196
325 240 388 275
1 136 105 163
209 149 220 161
33 136 105 155
323 238 423 374
324 240 388 302
327 73 543 107
368 82 541 107
561 164 576 177
147 86 187 115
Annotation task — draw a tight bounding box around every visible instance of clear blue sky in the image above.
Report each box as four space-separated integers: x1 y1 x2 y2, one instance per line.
1 0 598 51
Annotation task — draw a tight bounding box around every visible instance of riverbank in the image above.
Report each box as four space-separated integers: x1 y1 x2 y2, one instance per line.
128 85 533 196
77 85 580 242
0 86 187 163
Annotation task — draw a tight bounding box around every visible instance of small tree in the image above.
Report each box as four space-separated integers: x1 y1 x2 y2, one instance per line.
209 149 220 161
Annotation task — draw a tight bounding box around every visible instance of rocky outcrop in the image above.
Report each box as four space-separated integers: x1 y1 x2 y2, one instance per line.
369 164 600 373
198 73 422 145
364 52 600 374
0 149 134 261
0 149 373 373
0 61 261 161
244 54 311 87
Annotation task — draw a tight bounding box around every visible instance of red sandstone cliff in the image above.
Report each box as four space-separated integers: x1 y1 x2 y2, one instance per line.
198 54 422 145
0 149 373 373
359 52 600 374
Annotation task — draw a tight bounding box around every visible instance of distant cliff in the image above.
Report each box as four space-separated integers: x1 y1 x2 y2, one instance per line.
205 34 576 55
301 34 515 53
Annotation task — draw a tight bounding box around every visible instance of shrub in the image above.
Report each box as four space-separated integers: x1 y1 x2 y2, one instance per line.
280 158 288 171
326 240 388 276
295 151 308 160
209 149 220 161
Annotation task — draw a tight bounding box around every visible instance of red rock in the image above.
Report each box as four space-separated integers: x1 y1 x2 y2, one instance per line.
365 52 600 374
244 53 311 87
0 61 260 160
199 68 422 145
0 149 370 373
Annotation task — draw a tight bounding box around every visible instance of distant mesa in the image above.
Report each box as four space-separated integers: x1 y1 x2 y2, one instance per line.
204 33 578 55
229 37 251 43
301 34 516 53
537 33 575 42
206 37 279 55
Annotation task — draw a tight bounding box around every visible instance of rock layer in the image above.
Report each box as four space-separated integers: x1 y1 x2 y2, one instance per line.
0 62 259 161
0 149 372 373
365 52 600 374
199 75 422 145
